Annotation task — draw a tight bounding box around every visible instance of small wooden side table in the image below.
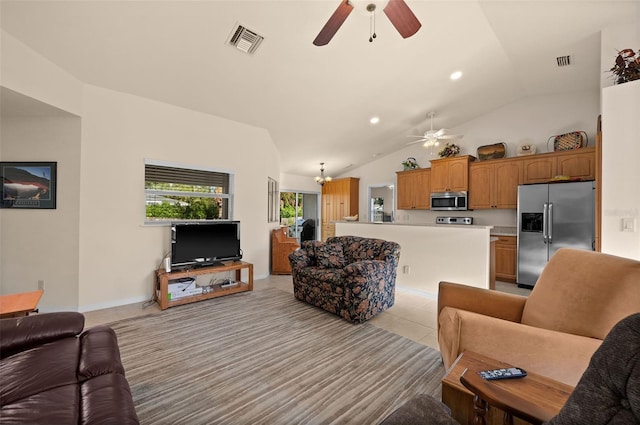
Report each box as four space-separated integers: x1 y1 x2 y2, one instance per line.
0 289 44 318
442 351 573 425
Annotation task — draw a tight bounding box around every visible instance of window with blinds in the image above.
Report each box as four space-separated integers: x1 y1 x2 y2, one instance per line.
144 160 233 223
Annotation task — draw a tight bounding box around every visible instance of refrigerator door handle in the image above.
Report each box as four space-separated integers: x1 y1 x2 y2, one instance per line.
548 202 553 244
543 203 548 244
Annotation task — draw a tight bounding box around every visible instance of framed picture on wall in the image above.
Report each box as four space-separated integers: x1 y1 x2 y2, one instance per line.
0 161 57 209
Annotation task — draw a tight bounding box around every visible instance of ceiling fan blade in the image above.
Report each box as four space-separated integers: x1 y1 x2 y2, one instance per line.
438 134 464 140
434 128 463 139
383 0 421 39
407 139 427 145
313 0 354 46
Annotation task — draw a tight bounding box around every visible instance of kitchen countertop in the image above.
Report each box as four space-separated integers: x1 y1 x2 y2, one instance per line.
337 221 517 235
336 221 494 230
490 226 517 236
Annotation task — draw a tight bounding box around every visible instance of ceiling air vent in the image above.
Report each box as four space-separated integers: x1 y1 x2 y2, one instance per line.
228 24 264 55
556 55 571 67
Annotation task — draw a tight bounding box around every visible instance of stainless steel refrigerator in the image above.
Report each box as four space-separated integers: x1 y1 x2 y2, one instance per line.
517 181 595 287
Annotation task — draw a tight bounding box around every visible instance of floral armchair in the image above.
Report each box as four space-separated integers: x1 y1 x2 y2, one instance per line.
288 235 401 323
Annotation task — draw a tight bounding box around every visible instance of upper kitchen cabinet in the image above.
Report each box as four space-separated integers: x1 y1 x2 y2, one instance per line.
397 168 431 210
469 158 523 209
523 148 595 184
430 155 475 192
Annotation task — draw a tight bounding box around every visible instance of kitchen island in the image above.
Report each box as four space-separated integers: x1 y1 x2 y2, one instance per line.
335 221 494 296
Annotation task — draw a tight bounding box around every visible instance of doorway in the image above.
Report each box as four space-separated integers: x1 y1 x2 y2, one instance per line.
368 184 395 222
280 191 320 241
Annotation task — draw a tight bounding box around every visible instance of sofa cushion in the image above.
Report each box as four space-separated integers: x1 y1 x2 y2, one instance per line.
0 337 81 406
296 266 345 289
317 243 347 268
300 240 323 265
521 249 640 340
327 235 387 264
0 383 80 424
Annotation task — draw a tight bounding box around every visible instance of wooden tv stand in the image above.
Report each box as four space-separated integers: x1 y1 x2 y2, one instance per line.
155 261 253 310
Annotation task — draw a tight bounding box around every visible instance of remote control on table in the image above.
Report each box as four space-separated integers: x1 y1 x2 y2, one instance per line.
478 367 527 380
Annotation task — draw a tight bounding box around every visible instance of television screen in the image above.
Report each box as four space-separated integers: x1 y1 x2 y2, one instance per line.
171 221 241 268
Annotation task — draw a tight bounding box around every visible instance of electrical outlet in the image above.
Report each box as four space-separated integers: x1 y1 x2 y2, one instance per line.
38 280 45 290
403 265 410 274
622 217 636 232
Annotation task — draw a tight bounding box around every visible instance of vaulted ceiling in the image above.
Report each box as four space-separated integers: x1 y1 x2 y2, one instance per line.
1 0 635 176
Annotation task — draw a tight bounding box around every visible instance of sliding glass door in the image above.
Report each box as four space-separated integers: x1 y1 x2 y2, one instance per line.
280 191 319 242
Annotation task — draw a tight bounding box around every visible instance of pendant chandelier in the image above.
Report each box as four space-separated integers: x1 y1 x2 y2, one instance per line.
315 162 332 186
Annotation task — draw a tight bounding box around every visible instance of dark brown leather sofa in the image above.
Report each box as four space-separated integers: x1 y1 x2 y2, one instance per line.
0 312 139 424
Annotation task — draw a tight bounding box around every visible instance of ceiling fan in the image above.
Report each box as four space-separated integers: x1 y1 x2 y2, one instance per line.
313 0 421 46
407 112 463 148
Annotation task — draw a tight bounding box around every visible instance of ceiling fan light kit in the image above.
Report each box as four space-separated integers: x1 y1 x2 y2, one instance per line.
313 0 421 46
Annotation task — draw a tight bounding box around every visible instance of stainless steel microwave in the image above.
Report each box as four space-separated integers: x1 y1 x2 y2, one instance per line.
430 191 468 211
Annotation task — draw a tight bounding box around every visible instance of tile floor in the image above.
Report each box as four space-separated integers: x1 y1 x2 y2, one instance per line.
84 274 530 352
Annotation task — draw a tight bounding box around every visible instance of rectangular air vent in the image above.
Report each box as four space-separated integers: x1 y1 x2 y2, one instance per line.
556 55 571 67
228 24 264 55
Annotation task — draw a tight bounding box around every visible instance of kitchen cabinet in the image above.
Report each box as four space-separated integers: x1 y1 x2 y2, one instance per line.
523 148 595 184
430 155 475 192
469 159 522 209
557 150 595 180
396 168 431 210
494 235 517 283
321 177 359 240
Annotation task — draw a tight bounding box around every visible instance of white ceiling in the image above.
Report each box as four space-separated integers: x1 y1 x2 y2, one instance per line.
1 0 635 177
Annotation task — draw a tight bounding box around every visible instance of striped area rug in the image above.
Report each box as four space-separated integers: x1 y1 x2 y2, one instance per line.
110 289 445 425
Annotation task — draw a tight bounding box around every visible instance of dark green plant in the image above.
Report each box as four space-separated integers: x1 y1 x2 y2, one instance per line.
610 49 640 84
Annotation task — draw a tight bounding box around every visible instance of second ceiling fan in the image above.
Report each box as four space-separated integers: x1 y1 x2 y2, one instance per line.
407 112 464 148
313 0 421 46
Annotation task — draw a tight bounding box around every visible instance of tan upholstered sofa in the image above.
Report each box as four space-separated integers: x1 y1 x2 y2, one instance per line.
438 248 640 386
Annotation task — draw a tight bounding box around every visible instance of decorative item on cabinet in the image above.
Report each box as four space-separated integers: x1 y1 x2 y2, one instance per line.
401 157 419 170
547 131 588 152
516 144 536 156
476 142 507 161
609 48 640 84
438 143 461 158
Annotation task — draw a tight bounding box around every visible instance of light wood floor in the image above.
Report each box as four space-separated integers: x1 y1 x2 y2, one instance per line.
84 275 530 351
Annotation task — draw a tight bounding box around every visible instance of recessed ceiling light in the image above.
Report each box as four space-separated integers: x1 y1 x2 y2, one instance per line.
450 71 462 80
370 116 380 124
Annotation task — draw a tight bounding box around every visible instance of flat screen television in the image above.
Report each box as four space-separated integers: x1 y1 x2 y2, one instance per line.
170 221 242 269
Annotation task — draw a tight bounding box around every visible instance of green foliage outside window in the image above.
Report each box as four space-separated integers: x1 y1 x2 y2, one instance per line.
146 197 220 220
279 192 302 219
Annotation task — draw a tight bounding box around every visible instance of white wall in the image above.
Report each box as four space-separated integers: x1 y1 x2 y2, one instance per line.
336 222 492 295
339 90 599 227
601 80 640 260
0 30 82 115
77 85 280 311
600 21 640 90
1 35 281 312
1 115 82 311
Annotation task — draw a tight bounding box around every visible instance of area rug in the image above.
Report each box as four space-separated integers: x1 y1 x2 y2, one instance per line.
109 289 446 425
